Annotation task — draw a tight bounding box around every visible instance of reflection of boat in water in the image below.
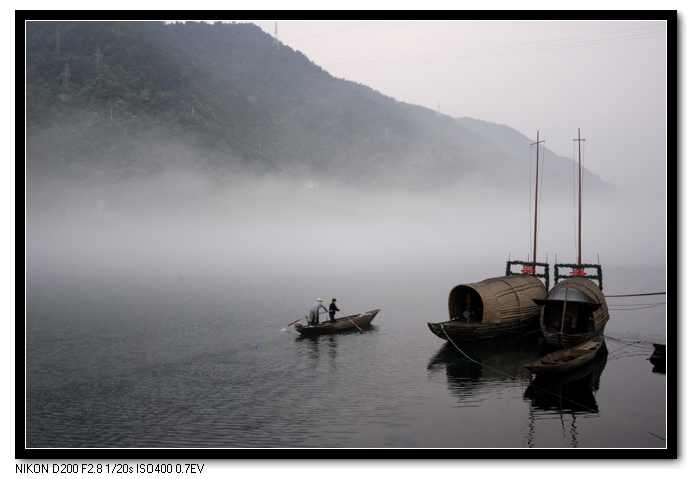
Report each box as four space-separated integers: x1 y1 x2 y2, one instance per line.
295 324 379 341
524 340 608 414
427 332 544 386
524 336 604 374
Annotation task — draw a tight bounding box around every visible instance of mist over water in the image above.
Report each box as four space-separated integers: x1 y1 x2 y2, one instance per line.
27 171 665 283
24 172 667 449
25 171 666 344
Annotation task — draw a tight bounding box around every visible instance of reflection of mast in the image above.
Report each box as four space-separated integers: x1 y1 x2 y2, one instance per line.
526 403 536 448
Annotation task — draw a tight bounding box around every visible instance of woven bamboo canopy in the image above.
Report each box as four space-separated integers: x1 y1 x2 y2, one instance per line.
542 276 610 331
448 275 547 325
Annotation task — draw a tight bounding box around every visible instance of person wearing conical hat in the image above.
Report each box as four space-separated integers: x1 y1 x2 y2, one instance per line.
308 298 327 326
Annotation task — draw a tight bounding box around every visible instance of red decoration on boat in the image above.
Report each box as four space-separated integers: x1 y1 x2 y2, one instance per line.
521 265 536 274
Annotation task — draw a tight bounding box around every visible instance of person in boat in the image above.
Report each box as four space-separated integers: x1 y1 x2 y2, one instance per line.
329 298 341 323
309 298 328 326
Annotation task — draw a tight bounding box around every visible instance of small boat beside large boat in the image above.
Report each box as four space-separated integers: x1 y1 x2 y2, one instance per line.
295 309 380 335
524 336 604 374
524 340 608 413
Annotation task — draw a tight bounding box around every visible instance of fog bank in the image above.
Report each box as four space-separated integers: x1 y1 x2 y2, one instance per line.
26 172 666 297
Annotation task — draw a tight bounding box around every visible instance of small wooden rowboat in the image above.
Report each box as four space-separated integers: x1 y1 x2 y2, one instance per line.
295 309 380 335
524 336 604 374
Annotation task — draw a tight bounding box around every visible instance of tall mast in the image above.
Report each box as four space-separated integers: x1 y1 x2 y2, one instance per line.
531 131 544 266
574 128 585 265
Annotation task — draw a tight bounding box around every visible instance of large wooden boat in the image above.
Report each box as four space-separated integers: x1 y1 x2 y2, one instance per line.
427 274 547 343
524 336 604 374
535 276 609 349
295 309 380 335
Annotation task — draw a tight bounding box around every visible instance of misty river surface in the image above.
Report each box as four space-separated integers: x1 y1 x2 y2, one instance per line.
24 199 667 451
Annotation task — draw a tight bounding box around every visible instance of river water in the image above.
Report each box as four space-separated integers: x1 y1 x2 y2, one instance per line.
23 188 669 459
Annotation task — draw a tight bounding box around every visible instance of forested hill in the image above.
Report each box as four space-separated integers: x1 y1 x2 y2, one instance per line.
25 20 614 195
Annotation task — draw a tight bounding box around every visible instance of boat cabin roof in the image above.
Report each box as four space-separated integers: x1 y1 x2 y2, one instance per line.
534 286 601 309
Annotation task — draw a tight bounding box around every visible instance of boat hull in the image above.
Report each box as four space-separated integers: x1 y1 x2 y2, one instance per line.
427 315 539 343
295 309 380 335
524 337 604 374
541 327 606 350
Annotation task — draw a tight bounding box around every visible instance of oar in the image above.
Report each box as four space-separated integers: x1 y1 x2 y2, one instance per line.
281 316 307 331
340 309 362 333
281 311 328 331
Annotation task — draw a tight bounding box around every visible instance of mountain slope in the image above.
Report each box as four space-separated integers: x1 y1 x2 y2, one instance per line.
25 20 613 196
456 117 617 197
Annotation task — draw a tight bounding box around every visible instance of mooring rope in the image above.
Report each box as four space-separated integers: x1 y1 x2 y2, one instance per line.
605 292 666 297
438 324 666 443
603 335 663 353
605 291 666 310
605 292 666 310
440 324 482 364
608 302 666 311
